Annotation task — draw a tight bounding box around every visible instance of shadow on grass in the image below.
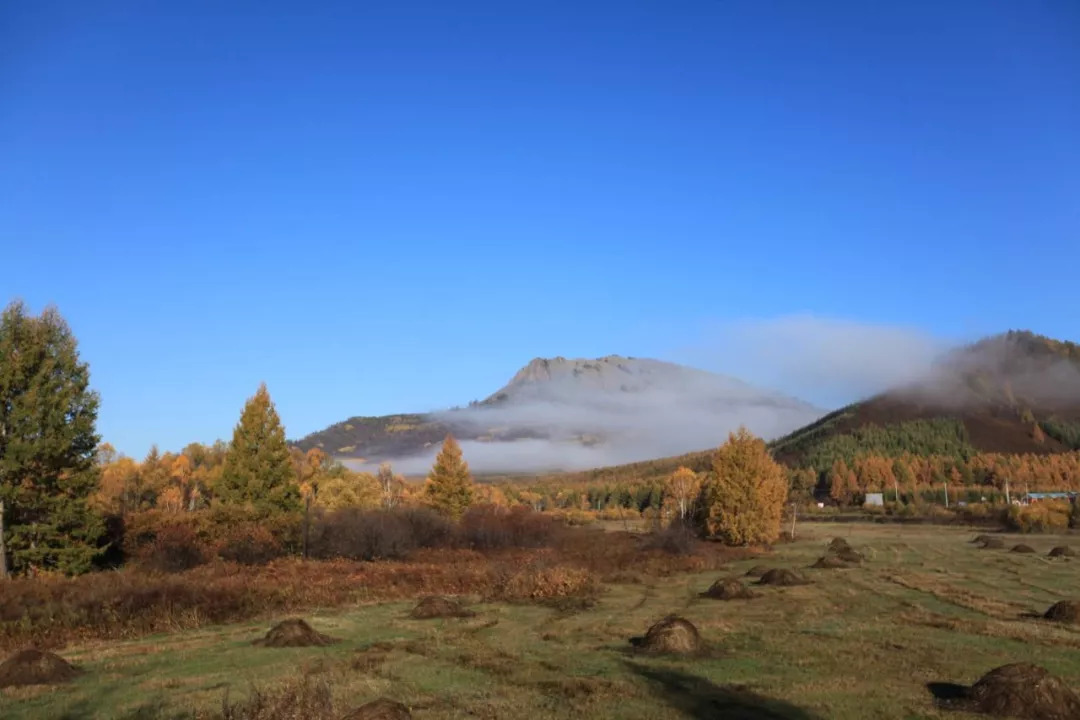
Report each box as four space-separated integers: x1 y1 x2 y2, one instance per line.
624 662 824 720
926 681 971 712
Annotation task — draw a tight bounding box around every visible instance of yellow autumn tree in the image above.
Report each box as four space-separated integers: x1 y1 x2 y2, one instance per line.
664 466 701 521
424 434 475 519
700 427 787 545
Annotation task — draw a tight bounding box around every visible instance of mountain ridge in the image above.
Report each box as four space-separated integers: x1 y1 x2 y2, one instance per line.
292 354 824 473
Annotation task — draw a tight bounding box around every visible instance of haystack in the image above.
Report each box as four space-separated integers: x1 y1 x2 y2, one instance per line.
700 578 756 600
828 537 851 552
971 534 993 544
812 555 853 570
1011 544 1037 554
966 663 1080 720
629 616 702 655
831 546 864 563
757 568 810 586
979 537 1005 549
1043 600 1080 624
341 698 412 720
744 565 770 578
253 619 339 648
0 649 80 688
409 596 475 619
1049 546 1076 558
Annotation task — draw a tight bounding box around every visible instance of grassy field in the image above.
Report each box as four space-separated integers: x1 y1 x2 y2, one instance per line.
3 522 1079 719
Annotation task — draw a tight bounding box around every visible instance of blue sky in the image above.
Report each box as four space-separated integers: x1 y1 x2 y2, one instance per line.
2 0 1078 458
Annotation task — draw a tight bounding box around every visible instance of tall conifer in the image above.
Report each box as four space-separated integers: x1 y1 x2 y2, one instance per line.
0 300 104 574
424 434 474 519
218 383 300 513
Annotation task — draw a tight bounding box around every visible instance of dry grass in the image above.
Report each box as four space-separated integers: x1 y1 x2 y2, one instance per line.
5 522 1080 720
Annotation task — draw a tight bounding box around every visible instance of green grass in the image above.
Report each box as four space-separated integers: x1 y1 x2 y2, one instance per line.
4 523 1080 719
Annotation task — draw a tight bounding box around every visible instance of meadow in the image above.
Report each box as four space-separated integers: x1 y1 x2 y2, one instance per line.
3 521 1079 719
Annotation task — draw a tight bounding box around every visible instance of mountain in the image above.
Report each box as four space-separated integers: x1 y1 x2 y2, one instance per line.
770 330 1080 471
529 331 1080 486
292 355 824 474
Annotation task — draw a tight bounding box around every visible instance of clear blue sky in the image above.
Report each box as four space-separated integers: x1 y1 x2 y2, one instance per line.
2 0 1078 458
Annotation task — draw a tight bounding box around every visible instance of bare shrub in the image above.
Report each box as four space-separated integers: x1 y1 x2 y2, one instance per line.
459 504 558 550
216 523 283 566
138 523 209 573
640 522 696 556
308 507 454 561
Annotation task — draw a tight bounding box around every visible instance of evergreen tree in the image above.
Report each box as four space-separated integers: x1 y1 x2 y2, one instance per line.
424 434 474 519
700 427 787 545
218 383 300 514
0 300 104 574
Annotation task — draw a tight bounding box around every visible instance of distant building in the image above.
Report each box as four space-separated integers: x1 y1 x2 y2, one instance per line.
1023 492 1077 505
864 492 884 507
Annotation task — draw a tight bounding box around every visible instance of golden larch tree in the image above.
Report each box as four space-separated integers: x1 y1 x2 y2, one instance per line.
664 466 702 521
424 434 475 519
700 427 787 545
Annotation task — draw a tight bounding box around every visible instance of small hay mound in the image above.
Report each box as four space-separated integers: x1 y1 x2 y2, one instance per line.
967 663 1080 720
409 596 475 619
979 537 1005 549
341 698 412 720
1043 600 1080 624
700 578 756 600
757 568 810 586
254 618 339 648
629 616 702 655
828 537 851 552
831 546 864 563
971 534 993 544
0 649 80 688
1049 546 1076 558
1011 544 1037 554
812 555 853 570
744 565 770 578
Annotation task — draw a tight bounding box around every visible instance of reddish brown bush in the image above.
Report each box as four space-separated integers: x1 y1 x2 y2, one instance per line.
138 523 210 573
460 504 559 550
216 523 284 566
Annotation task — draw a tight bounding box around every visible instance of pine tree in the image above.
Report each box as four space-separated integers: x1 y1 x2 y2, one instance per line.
218 383 300 514
0 300 104 574
424 434 474 519
700 427 787 545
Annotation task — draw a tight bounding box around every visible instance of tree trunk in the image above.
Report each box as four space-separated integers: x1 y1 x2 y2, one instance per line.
0 500 8 578
302 494 311 560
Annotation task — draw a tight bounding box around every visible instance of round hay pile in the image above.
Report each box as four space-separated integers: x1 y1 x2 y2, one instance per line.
812 555 853 570
971 534 993 544
966 663 1080 720
979 537 1005 549
1049 546 1076 558
253 619 339 648
630 616 702 655
757 568 810 586
1043 600 1080 624
341 698 412 720
831 546 864 563
744 565 770 578
1011 544 1037 554
409 596 475 619
700 578 756 600
0 649 80 688
828 537 851 552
